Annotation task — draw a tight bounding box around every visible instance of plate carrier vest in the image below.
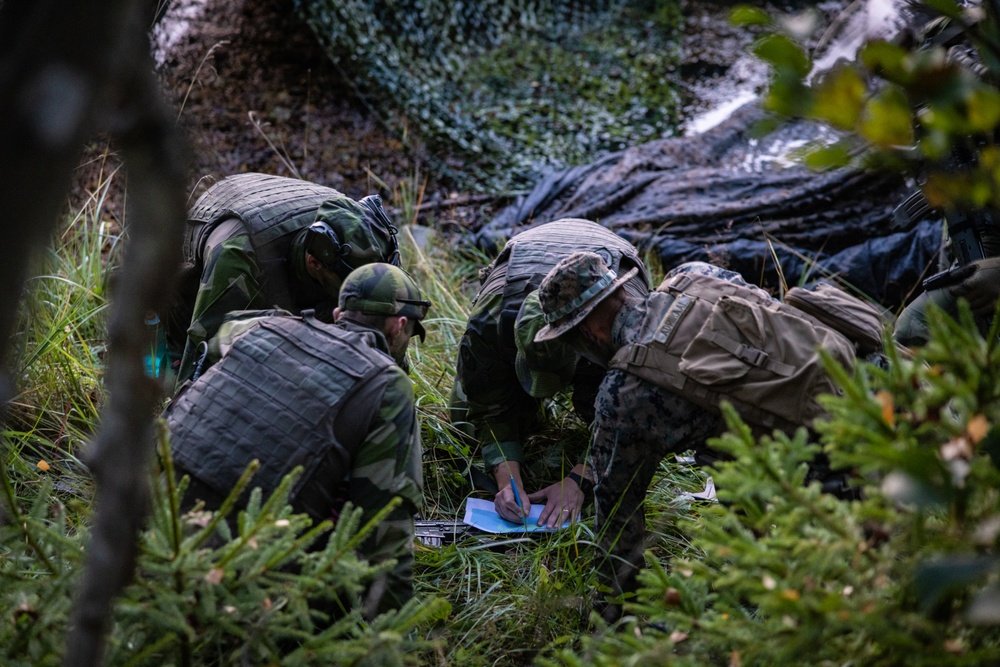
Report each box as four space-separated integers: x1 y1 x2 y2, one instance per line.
476 218 651 356
609 272 860 433
166 314 395 521
184 172 345 309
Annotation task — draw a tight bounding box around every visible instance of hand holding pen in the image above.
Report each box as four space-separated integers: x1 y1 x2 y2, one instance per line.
494 472 531 525
509 475 529 530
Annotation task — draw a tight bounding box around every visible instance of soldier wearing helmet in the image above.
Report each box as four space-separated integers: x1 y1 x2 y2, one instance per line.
165 173 401 390
166 263 430 618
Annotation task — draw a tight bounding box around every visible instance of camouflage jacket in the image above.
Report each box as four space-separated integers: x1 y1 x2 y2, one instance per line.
587 263 760 600
453 219 649 470
175 223 330 388
171 173 400 390
167 313 422 617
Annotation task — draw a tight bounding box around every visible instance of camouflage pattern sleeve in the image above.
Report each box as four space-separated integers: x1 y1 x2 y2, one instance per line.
452 292 535 470
589 368 722 607
513 290 578 399
349 366 423 617
177 231 267 384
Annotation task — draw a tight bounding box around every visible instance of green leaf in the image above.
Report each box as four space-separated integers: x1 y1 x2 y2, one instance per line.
753 34 810 78
811 64 866 129
729 6 772 28
967 86 1000 131
764 75 813 117
804 143 853 170
859 40 913 86
859 87 915 147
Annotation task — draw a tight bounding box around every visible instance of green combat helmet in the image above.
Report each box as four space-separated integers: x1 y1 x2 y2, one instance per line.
305 194 401 278
339 263 432 341
535 251 638 343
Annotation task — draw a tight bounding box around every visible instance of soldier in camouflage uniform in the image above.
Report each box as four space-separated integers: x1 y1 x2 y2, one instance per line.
450 219 650 529
165 172 401 390
165 263 430 618
534 252 776 621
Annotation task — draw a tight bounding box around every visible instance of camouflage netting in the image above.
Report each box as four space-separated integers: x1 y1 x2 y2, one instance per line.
295 0 681 191
474 100 942 311
473 0 943 312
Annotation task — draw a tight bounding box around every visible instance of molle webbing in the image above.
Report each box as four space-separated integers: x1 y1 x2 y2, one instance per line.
477 217 650 301
184 173 343 268
167 316 392 518
504 218 650 297
610 273 855 433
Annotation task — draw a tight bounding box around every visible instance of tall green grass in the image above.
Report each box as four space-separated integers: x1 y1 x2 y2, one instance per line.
0 168 712 664
13 169 997 666
394 196 711 664
3 165 123 511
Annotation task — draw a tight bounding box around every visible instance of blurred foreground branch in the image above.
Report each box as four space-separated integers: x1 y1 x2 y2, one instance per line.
0 0 187 664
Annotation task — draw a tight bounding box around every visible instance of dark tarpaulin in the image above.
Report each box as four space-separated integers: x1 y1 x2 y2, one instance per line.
474 102 942 311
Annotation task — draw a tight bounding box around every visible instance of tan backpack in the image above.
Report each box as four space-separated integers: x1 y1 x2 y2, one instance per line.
609 273 878 433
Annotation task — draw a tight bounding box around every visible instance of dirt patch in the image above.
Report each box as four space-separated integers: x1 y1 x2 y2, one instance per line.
154 0 429 199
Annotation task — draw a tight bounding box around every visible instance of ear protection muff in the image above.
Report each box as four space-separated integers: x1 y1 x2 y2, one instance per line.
306 195 403 279
304 221 355 279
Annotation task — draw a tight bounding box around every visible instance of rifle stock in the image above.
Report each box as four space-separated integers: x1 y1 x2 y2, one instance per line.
892 188 993 290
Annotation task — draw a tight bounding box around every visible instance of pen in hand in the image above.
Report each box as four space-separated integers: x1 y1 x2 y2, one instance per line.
510 476 528 530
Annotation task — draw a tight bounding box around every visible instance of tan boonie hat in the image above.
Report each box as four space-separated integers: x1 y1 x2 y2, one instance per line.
534 251 637 343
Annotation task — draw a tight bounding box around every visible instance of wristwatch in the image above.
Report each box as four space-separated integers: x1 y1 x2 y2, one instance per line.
567 471 594 495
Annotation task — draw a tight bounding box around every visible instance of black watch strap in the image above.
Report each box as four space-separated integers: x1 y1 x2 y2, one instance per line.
567 471 594 495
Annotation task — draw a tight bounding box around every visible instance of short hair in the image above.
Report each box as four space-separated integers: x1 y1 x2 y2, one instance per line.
338 310 389 331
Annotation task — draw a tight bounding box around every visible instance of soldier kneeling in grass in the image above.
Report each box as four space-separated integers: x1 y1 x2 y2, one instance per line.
165 263 430 618
534 251 883 621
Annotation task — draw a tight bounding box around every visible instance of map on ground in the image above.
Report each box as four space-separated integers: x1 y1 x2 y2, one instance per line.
462 498 570 533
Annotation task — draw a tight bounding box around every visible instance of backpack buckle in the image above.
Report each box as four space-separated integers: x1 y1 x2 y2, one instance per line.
736 344 768 367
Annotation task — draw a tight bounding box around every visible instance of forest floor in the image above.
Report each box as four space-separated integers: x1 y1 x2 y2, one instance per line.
71 0 775 234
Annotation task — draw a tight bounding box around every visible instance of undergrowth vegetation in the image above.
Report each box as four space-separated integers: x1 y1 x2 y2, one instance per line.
5 0 1000 664
294 0 682 191
3 164 1000 665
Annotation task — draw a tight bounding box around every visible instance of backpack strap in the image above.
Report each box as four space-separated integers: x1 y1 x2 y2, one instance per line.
700 330 796 376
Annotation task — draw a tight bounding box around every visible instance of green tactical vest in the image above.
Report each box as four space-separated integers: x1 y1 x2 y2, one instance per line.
165 173 350 365
184 172 344 309
476 218 651 355
165 314 395 521
609 272 857 434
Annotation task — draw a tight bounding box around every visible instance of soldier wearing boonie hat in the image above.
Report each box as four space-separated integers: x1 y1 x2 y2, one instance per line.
534 251 770 623
534 252 640 343
448 219 651 532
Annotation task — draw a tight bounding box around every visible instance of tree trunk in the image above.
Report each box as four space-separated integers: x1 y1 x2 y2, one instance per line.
0 1 188 664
